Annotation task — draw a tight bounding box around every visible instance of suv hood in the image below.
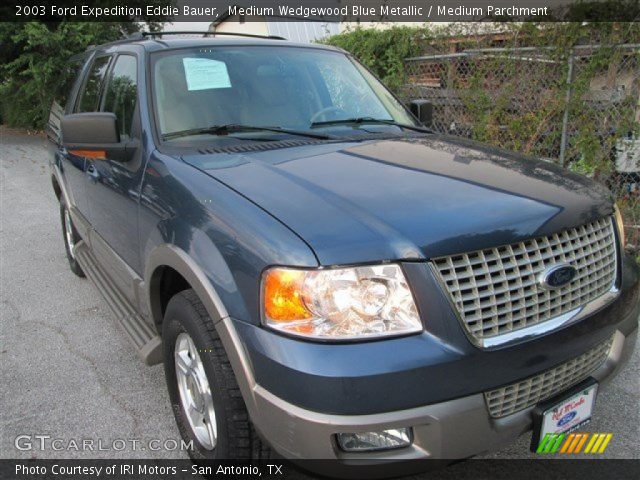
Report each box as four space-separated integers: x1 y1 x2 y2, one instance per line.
185 135 613 265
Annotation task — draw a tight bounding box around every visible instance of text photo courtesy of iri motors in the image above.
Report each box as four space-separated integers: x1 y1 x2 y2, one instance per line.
0 1 639 479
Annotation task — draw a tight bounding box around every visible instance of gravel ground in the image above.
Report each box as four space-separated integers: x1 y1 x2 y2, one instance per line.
0 128 638 467
1 129 183 461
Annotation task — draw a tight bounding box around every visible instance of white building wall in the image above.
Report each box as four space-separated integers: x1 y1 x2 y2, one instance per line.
210 17 270 37
212 18 339 43
266 21 340 42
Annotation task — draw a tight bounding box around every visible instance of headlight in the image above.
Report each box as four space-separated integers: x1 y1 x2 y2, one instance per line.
261 264 422 340
614 203 626 248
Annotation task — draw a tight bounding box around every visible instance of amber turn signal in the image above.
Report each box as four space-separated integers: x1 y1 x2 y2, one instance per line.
263 268 312 322
614 204 626 248
69 149 106 159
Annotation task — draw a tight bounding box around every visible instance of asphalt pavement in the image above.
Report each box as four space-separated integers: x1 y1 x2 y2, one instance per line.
0 128 638 466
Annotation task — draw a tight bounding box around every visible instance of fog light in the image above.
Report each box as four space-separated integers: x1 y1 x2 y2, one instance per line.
336 428 412 452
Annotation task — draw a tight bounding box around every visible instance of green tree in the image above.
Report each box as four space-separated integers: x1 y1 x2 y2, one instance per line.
0 20 163 128
2 23 124 127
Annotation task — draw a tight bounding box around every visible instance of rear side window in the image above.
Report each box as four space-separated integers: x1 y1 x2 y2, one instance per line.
102 55 138 138
76 56 111 112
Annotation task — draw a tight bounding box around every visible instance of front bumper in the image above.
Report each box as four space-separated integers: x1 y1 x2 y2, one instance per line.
213 254 639 466
247 327 636 461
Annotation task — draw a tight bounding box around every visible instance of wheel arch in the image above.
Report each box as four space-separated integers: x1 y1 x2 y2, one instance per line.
145 244 261 414
146 244 230 334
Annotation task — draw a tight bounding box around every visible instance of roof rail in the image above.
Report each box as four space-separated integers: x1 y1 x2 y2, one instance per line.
85 31 145 51
84 30 285 52
141 31 286 41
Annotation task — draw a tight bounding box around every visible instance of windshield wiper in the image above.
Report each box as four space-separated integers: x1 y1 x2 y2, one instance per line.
311 117 432 134
162 124 336 141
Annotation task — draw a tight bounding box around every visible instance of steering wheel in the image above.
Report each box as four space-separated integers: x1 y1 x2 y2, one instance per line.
309 106 348 124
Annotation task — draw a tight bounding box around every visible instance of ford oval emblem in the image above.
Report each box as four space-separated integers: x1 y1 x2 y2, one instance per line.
556 411 577 427
540 264 577 290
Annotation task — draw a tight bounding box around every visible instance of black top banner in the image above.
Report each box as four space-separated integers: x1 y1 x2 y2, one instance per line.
3 0 640 22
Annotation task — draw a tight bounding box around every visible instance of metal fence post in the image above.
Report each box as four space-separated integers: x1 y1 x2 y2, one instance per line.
559 49 575 167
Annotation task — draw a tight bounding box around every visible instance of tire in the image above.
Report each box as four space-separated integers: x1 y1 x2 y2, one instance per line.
162 289 270 460
59 200 85 278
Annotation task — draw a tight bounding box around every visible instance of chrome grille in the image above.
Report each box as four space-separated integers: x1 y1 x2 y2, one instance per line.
484 336 613 417
432 217 617 344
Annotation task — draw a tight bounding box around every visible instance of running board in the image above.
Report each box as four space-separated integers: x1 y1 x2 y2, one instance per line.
75 241 162 366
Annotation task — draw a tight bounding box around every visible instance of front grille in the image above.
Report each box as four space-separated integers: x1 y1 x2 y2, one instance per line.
484 336 613 417
432 217 617 344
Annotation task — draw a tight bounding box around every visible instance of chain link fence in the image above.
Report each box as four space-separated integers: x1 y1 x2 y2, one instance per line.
404 44 640 252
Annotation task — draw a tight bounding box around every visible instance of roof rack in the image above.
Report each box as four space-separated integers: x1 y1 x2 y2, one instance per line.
141 31 286 40
84 30 285 52
85 32 144 51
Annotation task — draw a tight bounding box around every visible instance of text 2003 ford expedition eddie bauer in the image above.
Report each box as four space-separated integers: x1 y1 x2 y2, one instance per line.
47 32 638 473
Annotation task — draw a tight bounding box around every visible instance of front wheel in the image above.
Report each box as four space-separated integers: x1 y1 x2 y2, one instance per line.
162 289 270 460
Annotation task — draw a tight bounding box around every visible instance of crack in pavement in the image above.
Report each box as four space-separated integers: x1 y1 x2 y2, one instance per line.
28 319 143 438
0 299 21 324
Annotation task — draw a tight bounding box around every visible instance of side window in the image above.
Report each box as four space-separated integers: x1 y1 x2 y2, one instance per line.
76 56 111 113
102 55 138 138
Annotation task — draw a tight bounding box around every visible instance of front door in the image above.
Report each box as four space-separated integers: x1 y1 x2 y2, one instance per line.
57 54 111 231
84 53 144 301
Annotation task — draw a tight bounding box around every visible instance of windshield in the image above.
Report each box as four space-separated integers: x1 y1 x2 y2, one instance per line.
151 46 418 141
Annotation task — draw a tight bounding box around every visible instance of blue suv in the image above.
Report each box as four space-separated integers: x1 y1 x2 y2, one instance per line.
47 32 639 471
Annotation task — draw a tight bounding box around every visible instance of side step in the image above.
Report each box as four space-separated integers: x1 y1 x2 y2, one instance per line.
75 241 162 366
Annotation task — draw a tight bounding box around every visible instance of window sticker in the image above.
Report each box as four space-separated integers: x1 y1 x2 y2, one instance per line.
182 58 231 91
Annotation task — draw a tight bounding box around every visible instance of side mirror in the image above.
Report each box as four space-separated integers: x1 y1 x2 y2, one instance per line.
61 112 137 161
409 100 433 127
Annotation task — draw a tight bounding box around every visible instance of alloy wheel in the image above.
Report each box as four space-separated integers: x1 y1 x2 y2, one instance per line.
174 332 217 450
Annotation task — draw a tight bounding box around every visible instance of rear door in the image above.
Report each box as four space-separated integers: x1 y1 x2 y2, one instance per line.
84 52 144 299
